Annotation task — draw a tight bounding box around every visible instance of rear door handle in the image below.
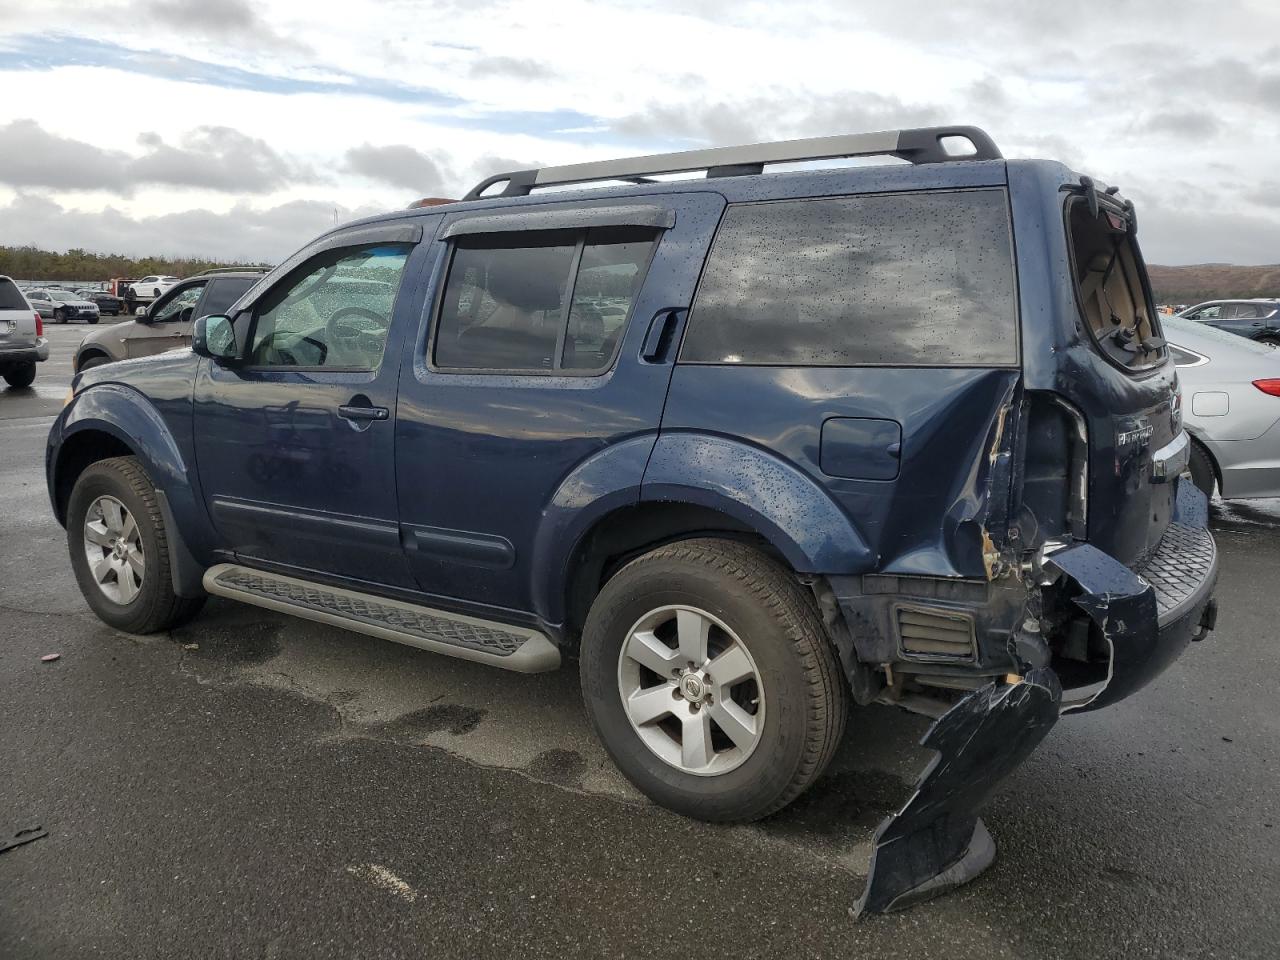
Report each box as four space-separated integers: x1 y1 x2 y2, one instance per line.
338 404 389 421
641 308 688 362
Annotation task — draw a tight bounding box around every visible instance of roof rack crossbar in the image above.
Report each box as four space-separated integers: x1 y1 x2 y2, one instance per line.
193 266 273 277
462 126 1000 200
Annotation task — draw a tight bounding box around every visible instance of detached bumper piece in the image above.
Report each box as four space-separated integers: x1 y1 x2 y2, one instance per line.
856 668 1062 915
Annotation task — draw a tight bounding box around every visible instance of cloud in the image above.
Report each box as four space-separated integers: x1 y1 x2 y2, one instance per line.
612 91 942 145
469 56 556 80
0 120 311 194
1138 110 1221 139
133 0 310 53
0 193 387 263
345 144 449 194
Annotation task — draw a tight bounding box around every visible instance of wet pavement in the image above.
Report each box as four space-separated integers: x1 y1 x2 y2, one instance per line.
2 326 1279 958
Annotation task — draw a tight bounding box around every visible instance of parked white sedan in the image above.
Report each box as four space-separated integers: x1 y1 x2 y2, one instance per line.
1165 316 1280 499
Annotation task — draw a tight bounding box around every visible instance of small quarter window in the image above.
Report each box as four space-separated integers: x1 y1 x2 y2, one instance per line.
433 226 658 373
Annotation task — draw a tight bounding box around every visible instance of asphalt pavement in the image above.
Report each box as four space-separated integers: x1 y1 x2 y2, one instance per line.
2 323 1278 959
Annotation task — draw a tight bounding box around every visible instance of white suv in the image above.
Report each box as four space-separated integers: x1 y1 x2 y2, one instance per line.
125 276 181 309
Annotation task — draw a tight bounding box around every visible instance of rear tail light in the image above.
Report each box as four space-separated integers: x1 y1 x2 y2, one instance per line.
34 312 43 337
1252 379 1280 397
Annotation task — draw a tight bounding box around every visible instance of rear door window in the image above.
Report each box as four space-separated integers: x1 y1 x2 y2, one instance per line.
681 189 1018 366
433 226 658 373
199 277 254 318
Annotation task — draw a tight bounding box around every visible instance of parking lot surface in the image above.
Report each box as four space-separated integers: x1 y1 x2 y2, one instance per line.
3 323 1279 958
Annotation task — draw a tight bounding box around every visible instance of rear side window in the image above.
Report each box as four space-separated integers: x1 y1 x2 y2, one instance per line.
681 189 1018 366
433 226 658 373
0 279 28 311
200 277 254 317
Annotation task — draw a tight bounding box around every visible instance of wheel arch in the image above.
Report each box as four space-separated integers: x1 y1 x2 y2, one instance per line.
1185 428 1222 494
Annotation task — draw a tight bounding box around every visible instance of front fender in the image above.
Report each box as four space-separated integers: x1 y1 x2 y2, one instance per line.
47 383 213 595
642 432 874 573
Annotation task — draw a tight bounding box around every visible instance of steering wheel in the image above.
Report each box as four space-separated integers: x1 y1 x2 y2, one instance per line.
326 306 389 359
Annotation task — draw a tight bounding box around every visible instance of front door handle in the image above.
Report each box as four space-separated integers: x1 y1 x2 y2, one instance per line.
338 404 389 421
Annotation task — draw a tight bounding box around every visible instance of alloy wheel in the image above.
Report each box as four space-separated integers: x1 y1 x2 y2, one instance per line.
82 495 145 604
616 605 765 776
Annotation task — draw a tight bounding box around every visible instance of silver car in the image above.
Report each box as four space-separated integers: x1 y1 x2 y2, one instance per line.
0 275 49 388
25 288 100 324
1165 315 1280 499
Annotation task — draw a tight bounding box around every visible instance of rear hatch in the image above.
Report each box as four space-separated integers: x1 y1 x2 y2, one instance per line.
0 278 37 347
1055 187 1179 566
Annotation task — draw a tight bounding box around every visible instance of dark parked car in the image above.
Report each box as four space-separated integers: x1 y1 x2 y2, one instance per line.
74 270 266 371
1176 299 1280 345
77 289 125 316
46 127 1217 913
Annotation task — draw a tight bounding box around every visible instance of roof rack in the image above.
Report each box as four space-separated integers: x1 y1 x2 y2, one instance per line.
193 266 273 277
463 126 1000 200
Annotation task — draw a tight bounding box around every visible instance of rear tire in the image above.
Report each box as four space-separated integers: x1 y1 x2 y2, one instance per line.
3 362 36 387
1258 335 1280 348
67 456 206 633
580 538 847 823
1189 439 1217 498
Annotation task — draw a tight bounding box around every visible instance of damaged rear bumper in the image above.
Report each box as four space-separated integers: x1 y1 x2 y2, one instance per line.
1046 475 1218 712
857 476 1217 913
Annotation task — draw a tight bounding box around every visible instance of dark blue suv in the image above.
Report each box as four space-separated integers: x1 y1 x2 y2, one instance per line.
46 127 1218 912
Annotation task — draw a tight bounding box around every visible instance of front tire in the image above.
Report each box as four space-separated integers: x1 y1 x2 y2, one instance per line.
580 538 847 823
78 354 111 371
2 362 36 387
88 316 99 325
54 308 66 324
67 456 205 633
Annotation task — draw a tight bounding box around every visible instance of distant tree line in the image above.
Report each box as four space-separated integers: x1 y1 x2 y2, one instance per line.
0 245 268 281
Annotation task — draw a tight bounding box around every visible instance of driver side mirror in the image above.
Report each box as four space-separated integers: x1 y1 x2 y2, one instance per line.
192 314 238 362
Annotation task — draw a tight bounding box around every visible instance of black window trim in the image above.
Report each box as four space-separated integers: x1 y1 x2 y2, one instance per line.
239 239 417 375
677 186 1023 370
442 204 675 239
425 225 662 379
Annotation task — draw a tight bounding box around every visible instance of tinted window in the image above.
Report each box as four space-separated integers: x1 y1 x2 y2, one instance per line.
434 226 657 373
249 244 411 370
0 279 28 310
201 277 254 317
682 190 1017 366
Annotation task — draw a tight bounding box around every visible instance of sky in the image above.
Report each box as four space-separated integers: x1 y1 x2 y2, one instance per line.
1 0 1278 265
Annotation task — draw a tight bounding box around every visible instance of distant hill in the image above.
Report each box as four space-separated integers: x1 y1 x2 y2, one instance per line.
0 245 265 282
1148 263 1280 305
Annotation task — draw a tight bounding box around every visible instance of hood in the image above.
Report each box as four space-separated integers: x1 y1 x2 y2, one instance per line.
72 344 197 393
52 295 97 308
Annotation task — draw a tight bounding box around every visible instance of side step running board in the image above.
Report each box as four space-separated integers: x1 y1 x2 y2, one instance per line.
203 563 561 673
